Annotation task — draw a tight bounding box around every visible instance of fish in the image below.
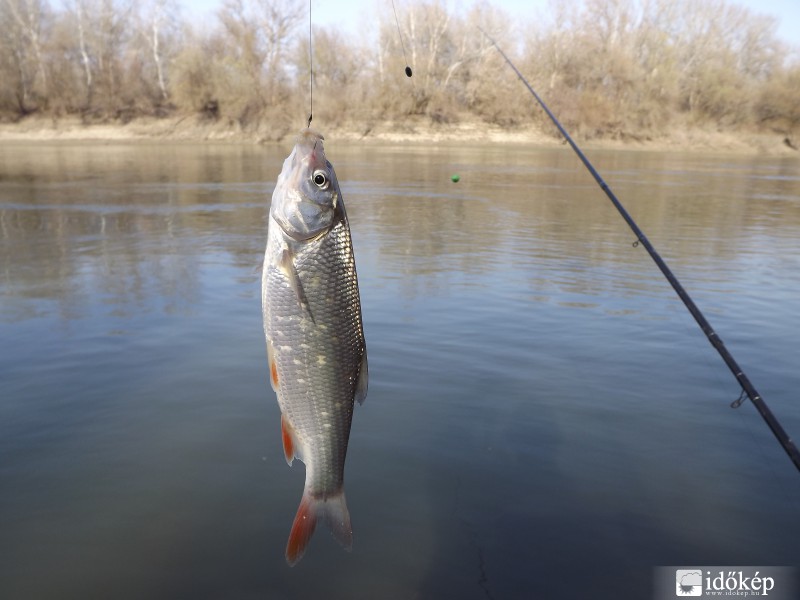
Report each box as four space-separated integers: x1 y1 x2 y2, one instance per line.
261 129 368 566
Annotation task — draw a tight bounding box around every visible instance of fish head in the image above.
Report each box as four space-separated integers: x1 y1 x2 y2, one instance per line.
271 129 341 241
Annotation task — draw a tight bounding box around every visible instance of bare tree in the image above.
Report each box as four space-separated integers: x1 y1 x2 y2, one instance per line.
756 61 800 136
0 0 50 113
139 0 181 102
61 0 94 107
450 2 527 126
0 0 797 138
170 26 225 116
375 0 469 116
57 0 135 116
217 0 303 118
291 24 367 125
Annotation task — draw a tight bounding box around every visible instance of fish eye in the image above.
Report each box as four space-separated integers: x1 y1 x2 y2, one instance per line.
312 170 329 189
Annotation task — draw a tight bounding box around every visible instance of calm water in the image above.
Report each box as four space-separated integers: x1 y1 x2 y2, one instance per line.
1 140 798 599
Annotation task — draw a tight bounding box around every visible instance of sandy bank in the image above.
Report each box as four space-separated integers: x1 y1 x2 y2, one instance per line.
0 115 796 156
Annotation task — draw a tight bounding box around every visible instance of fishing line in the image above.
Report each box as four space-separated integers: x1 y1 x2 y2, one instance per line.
479 27 800 474
391 0 413 77
307 0 313 127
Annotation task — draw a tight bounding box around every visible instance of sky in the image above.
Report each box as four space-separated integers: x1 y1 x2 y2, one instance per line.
185 0 800 47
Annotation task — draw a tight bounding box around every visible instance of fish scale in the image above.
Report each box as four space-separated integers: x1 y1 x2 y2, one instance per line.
261 129 367 566
265 221 361 491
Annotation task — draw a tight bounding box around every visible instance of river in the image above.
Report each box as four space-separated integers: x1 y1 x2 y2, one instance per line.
1 140 798 599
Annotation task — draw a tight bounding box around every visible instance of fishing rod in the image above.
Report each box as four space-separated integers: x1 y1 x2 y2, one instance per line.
479 28 800 474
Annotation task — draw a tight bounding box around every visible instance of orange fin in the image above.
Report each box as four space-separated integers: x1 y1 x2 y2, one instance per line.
285 490 352 567
281 414 298 466
286 493 317 567
267 339 279 391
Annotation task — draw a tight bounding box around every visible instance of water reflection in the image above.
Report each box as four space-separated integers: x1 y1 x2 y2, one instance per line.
1 142 799 599
0 144 277 322
2 143 799 323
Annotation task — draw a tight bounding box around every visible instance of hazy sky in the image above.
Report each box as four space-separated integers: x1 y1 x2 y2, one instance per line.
185 0 800 46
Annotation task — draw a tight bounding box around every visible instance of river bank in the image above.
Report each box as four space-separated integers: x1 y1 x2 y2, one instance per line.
0 115 796 156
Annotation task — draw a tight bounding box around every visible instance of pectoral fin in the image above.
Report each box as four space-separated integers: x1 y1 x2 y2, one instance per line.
279 247 315 323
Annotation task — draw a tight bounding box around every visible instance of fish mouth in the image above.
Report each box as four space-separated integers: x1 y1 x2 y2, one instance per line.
294 129 327 171
269 128 336 242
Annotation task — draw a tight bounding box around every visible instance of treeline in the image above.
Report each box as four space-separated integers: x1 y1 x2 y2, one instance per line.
1 0 798 139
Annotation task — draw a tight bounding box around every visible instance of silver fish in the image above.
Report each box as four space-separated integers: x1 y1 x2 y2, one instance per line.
261 129 368 566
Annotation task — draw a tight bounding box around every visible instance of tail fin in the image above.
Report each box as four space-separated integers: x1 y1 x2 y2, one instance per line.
285 489 352 566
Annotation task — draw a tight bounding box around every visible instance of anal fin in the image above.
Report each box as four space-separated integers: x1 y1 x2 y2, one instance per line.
281 414 300 466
